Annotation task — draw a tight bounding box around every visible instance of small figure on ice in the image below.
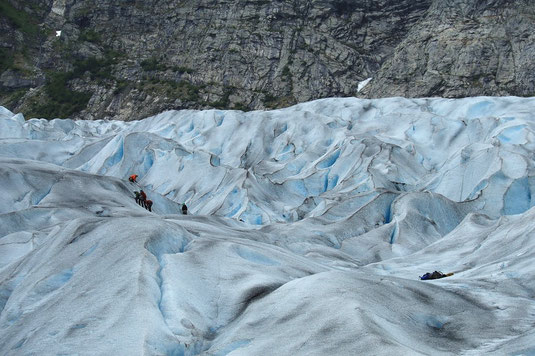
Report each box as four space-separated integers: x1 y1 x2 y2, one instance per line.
419 271 454 280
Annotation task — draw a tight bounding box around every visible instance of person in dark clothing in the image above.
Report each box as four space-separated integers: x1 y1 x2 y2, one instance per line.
134 191 141 205
182 203 188 215
420 271 453 280
139 190 147 208
145 199 153 212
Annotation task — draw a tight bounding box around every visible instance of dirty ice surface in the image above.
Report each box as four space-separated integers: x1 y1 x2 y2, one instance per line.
1 97 535 355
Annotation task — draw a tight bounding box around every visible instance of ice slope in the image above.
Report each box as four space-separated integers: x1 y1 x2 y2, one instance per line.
2 97 535 222
1 97 535 355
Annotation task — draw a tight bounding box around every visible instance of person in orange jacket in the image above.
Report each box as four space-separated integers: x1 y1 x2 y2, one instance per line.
129 174 138 183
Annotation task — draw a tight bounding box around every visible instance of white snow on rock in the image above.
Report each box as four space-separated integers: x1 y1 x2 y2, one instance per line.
1 96 535 355
357 77 372 92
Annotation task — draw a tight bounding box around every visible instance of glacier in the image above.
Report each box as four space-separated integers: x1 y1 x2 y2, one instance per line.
1 96 535 355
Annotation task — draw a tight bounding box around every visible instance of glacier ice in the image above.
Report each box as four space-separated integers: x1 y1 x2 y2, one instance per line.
1 96 535 355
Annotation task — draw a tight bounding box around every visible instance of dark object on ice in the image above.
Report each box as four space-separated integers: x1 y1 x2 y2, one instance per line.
420 271 453 280
182 203 188 215
139 190 147 207
129 174 138 183
135 190 152 211
145 199 153 212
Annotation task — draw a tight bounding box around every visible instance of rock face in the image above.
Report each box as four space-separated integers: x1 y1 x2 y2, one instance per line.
366 0 535 98
0 0 534 120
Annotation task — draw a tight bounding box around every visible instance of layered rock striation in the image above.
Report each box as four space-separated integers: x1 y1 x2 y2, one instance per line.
1 0 534 120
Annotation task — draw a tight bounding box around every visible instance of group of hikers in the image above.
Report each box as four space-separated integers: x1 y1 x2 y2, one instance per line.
127 174 454 280
134 189 153 211
130 174 153 211
129 174 188 215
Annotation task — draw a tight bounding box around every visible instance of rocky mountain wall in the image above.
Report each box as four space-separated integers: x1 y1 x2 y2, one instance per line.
1 0 534 120
366 0 535 98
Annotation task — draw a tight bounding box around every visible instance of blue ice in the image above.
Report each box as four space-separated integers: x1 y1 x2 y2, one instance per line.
142 151 154 172
240 214 263 225
503 177 533 215
210 155 220 167
413 313 447 330
511 346 535 356
467 100 494 118
235 246 280 266
505 271 519 279
81 243 99 257
225 187 242 207
281 143 294 154
389 223 398 244
241 202 264 225
224 188 243 217
468 179 489 200
226 204 242 217
321 172 340 192
34 269 74 295
193 135 206 145
274 123 288 136
499 116 515 123
497 125 526 144
287 179 308 197
32 186 52 205
384 203 392 224
210 147 222 155
145 233 189 258
425 316 445 329
286 160 305 174
12 338 26 349
102 141 124 170
214 111 225 126
70 323 87 330
277 144 294 161
213 339 251 356
327 121 339 129
327 174 339 191
317 150 340 169
157 125 175 138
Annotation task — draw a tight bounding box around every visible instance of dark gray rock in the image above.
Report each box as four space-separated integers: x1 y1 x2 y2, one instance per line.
1 0 534 120
0 70 41 89
365 0 535 98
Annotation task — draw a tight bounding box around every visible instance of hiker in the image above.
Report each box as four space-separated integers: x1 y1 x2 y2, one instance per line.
129 174 138 183
134 191 141 205
182 203 188 215
145 199 153 212
139 190 147 208
420 271 453 280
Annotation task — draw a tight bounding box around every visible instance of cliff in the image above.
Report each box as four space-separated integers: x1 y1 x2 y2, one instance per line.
1 0 533 120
